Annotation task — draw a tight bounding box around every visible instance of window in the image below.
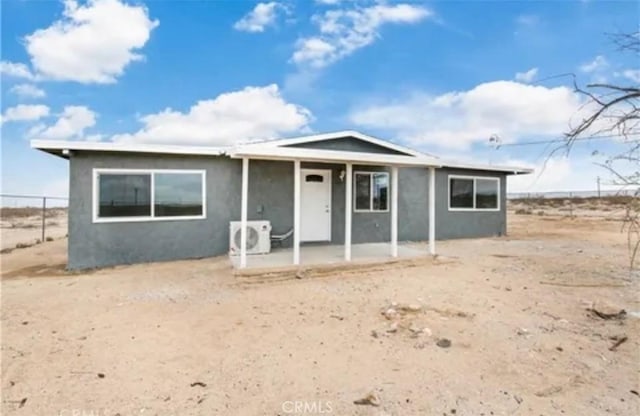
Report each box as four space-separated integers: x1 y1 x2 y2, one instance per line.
475 178 499 209
449 177 474 209
354 172 389 212
94 169 206 222
448 175 499 211
305 174 324 183
154 173 204 217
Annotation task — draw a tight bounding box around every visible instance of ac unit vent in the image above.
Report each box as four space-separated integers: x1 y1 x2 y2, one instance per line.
229 221 271 255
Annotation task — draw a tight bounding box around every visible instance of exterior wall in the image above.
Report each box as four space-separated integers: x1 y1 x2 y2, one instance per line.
68 152 242 270
68 152 507 269
434 168 507 240
286 136 409 155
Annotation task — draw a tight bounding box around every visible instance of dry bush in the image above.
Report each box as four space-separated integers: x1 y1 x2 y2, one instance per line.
0 207 67 219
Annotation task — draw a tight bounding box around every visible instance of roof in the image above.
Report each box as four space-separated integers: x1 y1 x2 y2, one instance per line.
31 130 533 174
244 130 434 158
30 139 230 158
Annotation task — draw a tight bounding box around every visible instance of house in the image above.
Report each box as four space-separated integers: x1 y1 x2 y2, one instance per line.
32 130 532 270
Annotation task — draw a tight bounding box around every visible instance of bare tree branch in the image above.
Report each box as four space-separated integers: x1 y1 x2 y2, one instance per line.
561 30 640 270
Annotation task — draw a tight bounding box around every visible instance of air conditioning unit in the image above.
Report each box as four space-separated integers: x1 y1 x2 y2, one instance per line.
229 220 272 255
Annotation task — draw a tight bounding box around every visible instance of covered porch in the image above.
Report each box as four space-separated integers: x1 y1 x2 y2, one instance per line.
229 137 441 270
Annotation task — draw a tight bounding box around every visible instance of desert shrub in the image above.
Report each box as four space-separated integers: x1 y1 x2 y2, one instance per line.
515 208 532 215
46 236 54 242
0 207 67 219
537 211 545 216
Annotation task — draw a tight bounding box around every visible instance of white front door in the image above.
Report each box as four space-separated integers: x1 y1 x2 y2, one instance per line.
300 169 332 242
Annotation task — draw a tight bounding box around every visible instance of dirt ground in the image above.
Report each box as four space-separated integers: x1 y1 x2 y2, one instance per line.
1 214 639 416
0 208 68 251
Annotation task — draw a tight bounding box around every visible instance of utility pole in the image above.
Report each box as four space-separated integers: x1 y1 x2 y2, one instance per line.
597 176 601 198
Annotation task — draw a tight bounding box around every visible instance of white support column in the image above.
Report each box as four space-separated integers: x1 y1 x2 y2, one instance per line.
428 166 436 255
293 160 301 265
344 163 353 261
390 166 398 257
240 157 249 268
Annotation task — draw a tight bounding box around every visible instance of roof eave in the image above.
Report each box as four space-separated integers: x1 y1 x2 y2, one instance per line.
30 139 230 157
231 147 442 167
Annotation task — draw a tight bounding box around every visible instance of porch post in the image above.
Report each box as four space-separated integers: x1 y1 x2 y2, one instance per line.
344 163 353 261
240 157 249 268
428 166 436 255
293 159 301 265
390 166 398 257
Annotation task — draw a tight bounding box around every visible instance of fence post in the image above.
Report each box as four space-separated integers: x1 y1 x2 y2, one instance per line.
42 196 46 242
569 192 573 217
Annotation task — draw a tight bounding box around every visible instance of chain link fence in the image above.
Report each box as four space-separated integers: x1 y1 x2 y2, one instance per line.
506 188 638 218
0 194 69 251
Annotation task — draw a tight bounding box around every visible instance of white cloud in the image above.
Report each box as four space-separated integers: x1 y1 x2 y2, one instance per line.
621 69 640 83
516 14 539 27
514 67 538 83
316 0 341 4
1 104 50 123
24 0 158 84
292 3 432 68
10 84 46 99
112 84 312 145
579 55 608 73
0 61 35 80
29 106 97 139
234 2 284 33
350 80 582 149
507 156 620 193
85 134 104 142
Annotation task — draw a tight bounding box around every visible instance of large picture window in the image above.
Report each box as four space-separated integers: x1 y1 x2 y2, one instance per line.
94 169 206 222
355 172 389 212
449 175 499 211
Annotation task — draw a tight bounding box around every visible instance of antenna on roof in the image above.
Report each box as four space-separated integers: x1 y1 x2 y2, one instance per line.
489 134 502 149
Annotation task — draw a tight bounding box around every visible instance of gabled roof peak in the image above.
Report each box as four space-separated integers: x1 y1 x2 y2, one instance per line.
247 129 433 158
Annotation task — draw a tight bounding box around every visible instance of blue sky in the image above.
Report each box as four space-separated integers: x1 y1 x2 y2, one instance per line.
1 0 638 201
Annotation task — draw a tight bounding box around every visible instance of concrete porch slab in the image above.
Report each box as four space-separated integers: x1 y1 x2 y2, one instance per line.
230 242 430 275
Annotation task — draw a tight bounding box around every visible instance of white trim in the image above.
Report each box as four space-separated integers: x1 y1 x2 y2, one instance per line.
293 160 301 265
428 167 436 255
439 159 533 174
92 168 207 223
32 136 533 175
345 163 353 261
353 171 390 213
240 158 249 269
241 130 430 158
390 166 398 257
232 146 441 167
32 139 229 157
300 168 333 242
447 174 501 212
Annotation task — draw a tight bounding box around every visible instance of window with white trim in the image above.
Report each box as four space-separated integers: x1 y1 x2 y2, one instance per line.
94 169 206 222
354 172 389 212
449 175 499 211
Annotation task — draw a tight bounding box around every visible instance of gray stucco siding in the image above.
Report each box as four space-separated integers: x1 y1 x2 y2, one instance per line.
286 136 409 155
68 152 242 269
434 168 507 240
68 152 508 269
